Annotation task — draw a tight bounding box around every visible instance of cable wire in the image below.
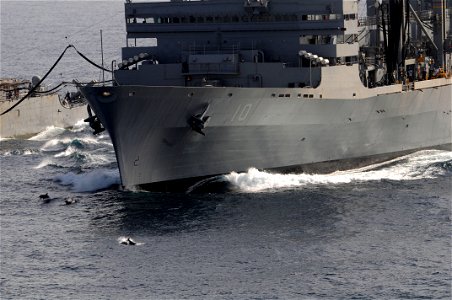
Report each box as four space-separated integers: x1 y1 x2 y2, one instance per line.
1 45 73 116
1 45 113 116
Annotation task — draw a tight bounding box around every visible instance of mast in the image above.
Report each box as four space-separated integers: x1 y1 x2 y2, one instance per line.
432 0 446 68
382 0 404 83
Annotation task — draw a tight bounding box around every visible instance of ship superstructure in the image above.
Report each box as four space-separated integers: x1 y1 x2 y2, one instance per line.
79 0 452 190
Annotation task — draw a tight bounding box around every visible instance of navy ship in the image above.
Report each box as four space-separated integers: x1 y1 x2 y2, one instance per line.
79 0 452 190
1 78 87 138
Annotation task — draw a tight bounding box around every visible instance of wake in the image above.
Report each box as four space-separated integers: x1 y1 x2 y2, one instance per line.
223 150 452 192
54 169 120 192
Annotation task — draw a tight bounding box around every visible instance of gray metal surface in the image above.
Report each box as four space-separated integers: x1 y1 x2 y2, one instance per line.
81 83 452 187
79 0 452 188
0 94 87 138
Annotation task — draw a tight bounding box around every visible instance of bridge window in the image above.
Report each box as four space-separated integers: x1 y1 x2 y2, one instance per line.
131 13 345 26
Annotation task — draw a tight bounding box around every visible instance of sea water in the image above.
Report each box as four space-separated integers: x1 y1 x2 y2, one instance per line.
1 1 451 299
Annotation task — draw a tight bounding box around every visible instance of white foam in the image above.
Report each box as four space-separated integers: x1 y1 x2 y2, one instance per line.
40 138 72 152
117 236 144 246
1 149 39 156
78 136 99 145
28 126 65 141
54 145 77 158
69 120 89 132
75 136 113 147
40 137 97 151
124 185 149 193
86 153 116 165
35 158 53 169
225 150 452 192
54 169 120 192
23 149 36 155
37 141 114 168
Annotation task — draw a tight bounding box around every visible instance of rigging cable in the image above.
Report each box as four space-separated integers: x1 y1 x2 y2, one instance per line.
72 45 112 73
1 45 114 116
33 82 68 94
33 79 114 95
1 45 73 116
2 80 112 94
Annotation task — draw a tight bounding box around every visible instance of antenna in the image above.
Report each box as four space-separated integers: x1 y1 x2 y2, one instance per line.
100 29 105 84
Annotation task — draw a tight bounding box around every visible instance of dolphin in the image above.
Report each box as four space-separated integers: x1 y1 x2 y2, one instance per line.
39 193 50 199
121 237 136 246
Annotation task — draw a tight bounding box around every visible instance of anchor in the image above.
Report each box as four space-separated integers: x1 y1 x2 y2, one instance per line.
188 104 211 136
84 105 105 135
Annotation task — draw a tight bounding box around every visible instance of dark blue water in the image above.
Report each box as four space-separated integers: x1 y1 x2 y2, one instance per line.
1 125 451 299
1 1 451 299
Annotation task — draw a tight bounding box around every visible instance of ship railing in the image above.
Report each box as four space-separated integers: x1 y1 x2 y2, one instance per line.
182 63 240 75
358 16 376 26
0 81 30 101
359 10 431 27
186 44 242 56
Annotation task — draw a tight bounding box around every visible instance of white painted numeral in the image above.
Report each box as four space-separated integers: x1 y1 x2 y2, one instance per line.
231 103 252 122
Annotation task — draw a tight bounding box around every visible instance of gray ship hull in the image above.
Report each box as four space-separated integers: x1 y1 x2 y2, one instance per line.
0 94 87 138
80 82 452 189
